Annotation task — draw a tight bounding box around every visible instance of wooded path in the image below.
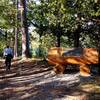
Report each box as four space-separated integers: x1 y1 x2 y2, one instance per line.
0 59 100 100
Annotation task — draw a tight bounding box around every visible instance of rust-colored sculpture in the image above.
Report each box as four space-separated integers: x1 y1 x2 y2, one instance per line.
47 47 98 76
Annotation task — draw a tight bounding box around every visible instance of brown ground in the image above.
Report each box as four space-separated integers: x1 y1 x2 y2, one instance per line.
0 58 100 100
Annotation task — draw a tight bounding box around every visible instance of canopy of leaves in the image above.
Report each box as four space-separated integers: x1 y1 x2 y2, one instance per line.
0 0 17 29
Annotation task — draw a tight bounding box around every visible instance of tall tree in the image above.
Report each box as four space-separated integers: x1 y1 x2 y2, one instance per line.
20 0 31 58
93 0 100 74
14 0 19 58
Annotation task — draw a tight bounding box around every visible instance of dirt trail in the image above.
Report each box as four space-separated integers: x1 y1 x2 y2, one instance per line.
0 59 100 100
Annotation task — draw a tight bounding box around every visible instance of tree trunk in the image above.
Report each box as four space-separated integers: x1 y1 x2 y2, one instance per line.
56 22 61 47
14 0 18 58
74 25 81 47
5 31 7 46
98 49 100 75
56 29 61 47
20 0 31 58
14 28 18 58
93 0 100 75
74 32 80 48
98 24 100 75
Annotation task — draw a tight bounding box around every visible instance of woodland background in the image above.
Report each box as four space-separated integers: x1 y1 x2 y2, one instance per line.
0 0 100 59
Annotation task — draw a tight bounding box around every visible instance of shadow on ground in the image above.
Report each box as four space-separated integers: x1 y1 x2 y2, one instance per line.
0 59 99 100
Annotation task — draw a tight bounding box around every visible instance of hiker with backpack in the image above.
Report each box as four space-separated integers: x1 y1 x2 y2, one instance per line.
3 45 13 71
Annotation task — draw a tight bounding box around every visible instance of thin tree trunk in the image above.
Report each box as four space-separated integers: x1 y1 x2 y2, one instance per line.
14 28 18 58
14 0 18 58
55 1 61 48
56 22 61 47
74 32 80 48
5 31 7 46
56 29 61 47
74 25 81 47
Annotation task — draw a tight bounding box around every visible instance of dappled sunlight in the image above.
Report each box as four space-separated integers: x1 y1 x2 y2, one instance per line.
0 59 99 99
78 82 100 99
0 59 53 99
79 84 98 92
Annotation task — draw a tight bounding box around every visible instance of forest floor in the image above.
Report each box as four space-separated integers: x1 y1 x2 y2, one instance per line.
0 58 100 100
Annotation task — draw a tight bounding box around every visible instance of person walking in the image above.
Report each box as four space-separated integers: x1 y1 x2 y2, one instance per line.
3 46 13 71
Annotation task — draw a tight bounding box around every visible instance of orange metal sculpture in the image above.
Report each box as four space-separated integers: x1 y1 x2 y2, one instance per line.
47 47 98 76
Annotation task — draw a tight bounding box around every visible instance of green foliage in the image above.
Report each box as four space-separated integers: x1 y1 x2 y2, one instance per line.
0 0 17 29
30 31 55 57
0 0 100 58
61 36 74 48
41 33 56 48
27 0 100 49
0 36 6 57
31 47 47 58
